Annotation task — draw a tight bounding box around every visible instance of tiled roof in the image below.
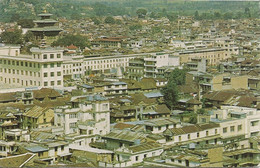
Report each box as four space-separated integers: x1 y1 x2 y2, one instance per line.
128 142 162 153
164 123 219 136
0 92 16 102
24 106 50 118
0 153 35 168
140 78 157 90
103 129 146 143
114 123 134 130
143 117 180 127
155 104 171 114
33 88 61 99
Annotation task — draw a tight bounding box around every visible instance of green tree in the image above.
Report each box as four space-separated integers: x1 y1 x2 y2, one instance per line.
214 12 221 19
24 31 34 42
0 29 23 44
52 34 88 49
162 80 179 109
151 26 161 34
104 16 115 24
129 24 142 31
17 19 34 28
136 8 147 18
168 68 187 85
115 19 122 24
91 17 101 25
11 13 20 22
162 68 188 109
194 11 199 20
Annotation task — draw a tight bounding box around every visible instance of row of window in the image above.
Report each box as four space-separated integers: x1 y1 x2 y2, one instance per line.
1 68 41 77
44 80 62 86
40 53 61 59
0 59 40 68
43 71 62 77
43 63 61 68
223 124 242 133
1 77 40 86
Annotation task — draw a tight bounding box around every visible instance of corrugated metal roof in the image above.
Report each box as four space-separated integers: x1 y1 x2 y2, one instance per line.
25 146 48 153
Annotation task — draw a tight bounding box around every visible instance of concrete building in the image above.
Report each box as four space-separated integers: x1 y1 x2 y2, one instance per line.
175 48 229 66
54 95 110 147
0 44 64 88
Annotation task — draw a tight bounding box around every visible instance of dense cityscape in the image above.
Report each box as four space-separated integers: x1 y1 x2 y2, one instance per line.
0 0 259 167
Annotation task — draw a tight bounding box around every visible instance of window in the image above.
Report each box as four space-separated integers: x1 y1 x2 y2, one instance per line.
43 54 47 59
44 73 48 77
238 125 242 131
69 114 77 118
57 54 61 58
70 122 76 128
61 145 64 151
55 147 58 152
188 134 190 139
57 80 61 85
251 121 259 127
179 136 182 141
215 129 218 134
51 81 55 86
136 156 139 161
50 72 54 77
197 132 200 138
57 63 61 67
50 54 54 59
223 127 227 133
57 71 61 76
230 126 235 132
88 130 93 135
206 131 209 136
44 82 48 86
50 63 54 68
44 64 48 68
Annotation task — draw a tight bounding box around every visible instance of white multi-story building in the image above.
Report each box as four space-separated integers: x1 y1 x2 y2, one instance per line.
212 106 260 138
54 95 110 147
0 44 64 88
63 54 142 79
144 53 180 78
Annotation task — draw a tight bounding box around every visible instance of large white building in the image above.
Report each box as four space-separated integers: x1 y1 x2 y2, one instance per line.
0 44 63 88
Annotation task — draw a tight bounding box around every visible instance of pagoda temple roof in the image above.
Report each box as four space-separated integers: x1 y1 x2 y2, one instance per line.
33 19 58 23
38 13 53 17
29 27 62 32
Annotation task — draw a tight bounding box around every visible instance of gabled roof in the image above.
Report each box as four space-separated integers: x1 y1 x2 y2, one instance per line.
0 92 17 102
155 104 171 114
140 78 157 90
114 123 134 130
0 153 35 168
24 106 51 118
164 123 219 136
67 44 78 50
128 142 162 153
33 88 61 99
102 129 146 143
143 117 180 127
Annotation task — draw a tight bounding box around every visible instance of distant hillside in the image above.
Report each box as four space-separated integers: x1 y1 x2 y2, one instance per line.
0 0 258 22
